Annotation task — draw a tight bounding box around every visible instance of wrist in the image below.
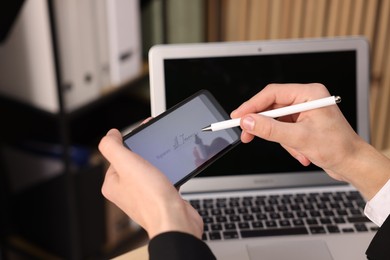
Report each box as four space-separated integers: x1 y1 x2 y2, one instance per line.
145 201 203 240
339 141 390 200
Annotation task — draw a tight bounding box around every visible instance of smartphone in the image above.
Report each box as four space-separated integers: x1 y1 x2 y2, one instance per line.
123 89 241 187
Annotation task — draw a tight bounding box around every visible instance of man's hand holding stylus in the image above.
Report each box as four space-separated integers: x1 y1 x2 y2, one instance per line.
231 83 390 200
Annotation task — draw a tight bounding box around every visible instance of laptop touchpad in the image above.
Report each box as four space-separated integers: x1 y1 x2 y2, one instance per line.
247 240 333 260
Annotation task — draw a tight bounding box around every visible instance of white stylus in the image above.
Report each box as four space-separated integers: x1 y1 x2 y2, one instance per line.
202 95 341 132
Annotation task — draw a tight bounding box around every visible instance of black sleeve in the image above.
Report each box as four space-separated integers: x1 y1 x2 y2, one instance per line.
366 214 390 260
148 231 216 260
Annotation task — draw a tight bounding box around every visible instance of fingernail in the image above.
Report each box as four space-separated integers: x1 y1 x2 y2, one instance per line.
106 129 118 136
242 116 255 131
230 109 237 117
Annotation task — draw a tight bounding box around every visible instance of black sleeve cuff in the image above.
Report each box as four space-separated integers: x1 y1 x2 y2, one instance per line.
366 214 390 260
148 231 216 260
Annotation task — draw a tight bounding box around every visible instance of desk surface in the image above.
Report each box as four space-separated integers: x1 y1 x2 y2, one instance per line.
113 245 148 260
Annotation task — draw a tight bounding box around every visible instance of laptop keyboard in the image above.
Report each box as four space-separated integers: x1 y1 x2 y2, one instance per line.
188 191 378 241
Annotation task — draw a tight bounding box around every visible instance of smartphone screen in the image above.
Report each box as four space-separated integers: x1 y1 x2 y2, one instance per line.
123 90 241 186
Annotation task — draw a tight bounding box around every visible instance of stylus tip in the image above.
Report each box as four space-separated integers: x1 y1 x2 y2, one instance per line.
202 126 212 132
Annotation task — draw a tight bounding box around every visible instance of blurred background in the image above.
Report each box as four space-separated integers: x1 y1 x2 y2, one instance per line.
0 0 389 259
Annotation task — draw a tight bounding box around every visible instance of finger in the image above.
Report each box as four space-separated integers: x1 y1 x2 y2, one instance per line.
230 84 296 118
240 130 255 143
240 120 311 165
231 83 330 118
281 144 311 166
99 128 174 189
106 128 123 141
141 117 153 125
240 114 307 149
99 129 144 173
101 165 120 199
99 129 125 160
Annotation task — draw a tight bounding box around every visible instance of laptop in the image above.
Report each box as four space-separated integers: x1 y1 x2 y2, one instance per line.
148 37 376 260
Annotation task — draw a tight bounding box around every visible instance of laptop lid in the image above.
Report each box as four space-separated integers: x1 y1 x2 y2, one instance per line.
148 37 370 193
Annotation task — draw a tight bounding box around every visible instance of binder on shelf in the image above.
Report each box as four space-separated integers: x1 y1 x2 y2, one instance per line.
0 0 58 112
0 0 142 113
104 0 142 89
93 0 111 91
53 0 101 112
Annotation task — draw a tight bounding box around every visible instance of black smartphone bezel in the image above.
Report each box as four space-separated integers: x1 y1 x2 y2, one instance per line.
122 89 241 187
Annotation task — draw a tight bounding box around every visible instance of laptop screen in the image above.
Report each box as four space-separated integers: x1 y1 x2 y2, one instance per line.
148 37 370 191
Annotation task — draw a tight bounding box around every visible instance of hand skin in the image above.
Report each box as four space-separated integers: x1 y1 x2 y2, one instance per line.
231 83 390 200
98 129 203 239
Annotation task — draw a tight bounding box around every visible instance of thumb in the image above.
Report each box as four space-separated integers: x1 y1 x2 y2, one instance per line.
241 114 312 166
240 114 303 146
